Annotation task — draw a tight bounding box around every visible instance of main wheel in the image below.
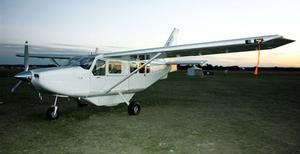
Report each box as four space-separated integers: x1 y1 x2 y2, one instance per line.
77 99 88 107
128 101 141 115
46 106 59 120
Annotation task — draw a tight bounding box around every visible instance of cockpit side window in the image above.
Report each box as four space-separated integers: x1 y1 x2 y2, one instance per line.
65 56 95 70
92 59 106 76
80 57 95 70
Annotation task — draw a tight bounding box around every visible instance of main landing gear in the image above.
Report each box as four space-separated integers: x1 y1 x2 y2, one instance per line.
128 101 141 115
46 96 59 120
118 92 141 116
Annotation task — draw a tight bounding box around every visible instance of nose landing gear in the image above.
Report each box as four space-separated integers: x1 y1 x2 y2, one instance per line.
46 96 59 120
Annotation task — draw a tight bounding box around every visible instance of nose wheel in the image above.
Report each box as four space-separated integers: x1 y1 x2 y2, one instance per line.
128 101 141 115
46 106 59 120
46 96 59 120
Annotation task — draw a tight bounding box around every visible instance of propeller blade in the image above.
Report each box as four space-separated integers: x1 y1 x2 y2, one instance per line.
24 41 29 71
29 83 43 101
11 80 22 93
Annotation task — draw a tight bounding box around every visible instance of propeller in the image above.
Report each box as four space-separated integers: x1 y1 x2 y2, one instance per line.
11 41 30 93
11 80 22 93
10 41 43 101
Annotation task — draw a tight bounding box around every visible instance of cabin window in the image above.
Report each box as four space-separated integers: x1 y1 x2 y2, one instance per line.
130 62 138 73
92 59 106 76
146 64 150 73
65 56 95 70
139 55 145 60
130 55 138 60
108 61 122 74
146 54 150 60
139 62 145 73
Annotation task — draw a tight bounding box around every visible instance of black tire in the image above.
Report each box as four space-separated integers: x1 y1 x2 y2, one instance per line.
77 99 88 107
128 101 141 115
46 106 59 120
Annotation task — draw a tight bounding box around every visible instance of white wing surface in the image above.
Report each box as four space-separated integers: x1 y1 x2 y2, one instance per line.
103 35 294 58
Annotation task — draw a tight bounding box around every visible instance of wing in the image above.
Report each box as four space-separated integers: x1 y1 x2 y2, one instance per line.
103 35 294 58
164 58 207 65
14 43 96 59
16 53 92 59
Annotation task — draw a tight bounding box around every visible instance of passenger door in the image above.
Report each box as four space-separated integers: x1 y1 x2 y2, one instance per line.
105 60 128 92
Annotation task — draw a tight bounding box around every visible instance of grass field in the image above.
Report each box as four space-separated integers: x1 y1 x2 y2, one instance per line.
0 69 300 154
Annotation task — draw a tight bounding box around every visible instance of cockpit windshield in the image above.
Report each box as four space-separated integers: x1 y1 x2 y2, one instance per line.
65 56 95 70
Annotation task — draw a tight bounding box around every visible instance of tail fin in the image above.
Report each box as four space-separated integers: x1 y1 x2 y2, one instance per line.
164 28 179 47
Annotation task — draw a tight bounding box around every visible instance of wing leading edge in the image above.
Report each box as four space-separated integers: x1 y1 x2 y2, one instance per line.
103 35 294 58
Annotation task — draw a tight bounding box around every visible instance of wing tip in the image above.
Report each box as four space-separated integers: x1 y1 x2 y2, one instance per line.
278 35 295 43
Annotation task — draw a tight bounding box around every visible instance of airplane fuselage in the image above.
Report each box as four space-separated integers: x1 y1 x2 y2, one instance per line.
29 55 171 106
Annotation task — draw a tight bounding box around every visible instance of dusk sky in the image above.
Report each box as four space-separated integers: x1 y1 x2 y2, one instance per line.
1 0 299 66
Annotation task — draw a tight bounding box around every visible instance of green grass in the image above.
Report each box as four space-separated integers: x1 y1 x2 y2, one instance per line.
0 70 300 154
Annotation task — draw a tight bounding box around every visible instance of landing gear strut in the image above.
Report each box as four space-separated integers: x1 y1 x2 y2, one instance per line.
46 96 59 120
128 101 141 115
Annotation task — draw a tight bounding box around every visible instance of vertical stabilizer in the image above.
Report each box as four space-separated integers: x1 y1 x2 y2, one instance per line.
164 28 179 47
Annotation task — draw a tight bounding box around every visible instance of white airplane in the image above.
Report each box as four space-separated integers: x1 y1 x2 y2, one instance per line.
11 28 294 120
